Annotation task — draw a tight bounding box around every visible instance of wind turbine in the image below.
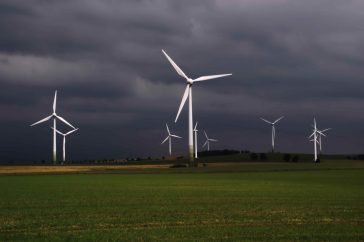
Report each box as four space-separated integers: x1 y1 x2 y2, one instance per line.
308 118 325 162
317 128 331 153
51 127 78 163
260 116 284 152
162 49 231 166
30 90 75 164
161 123 182 156
202 131 218 151
193 122 198 159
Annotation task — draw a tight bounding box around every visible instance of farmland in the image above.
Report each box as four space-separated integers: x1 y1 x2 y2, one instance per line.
0 160 363 241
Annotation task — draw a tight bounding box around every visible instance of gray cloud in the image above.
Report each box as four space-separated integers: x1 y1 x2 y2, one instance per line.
0 0 363 162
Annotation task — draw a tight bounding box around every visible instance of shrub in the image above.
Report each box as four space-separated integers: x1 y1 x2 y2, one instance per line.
292 155 300 162
259 153 267 161
283 154 291 162
250 153 258 161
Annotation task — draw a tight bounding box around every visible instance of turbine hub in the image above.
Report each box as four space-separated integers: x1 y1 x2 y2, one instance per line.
187 78 193 85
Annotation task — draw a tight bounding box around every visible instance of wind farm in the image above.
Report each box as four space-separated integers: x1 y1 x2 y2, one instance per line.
1 1 364 241
30 91 76 164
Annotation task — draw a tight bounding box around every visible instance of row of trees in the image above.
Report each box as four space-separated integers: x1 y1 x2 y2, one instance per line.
249 153 300 162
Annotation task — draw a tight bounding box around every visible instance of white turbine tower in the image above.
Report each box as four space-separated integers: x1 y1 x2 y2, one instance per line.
162 49 231 166
193 122 198 159
260 116 284 152
202 131 218 151
318 128 331 153
161 123 182 156
31 90 75 164
51 127 78 163
308 118 326 162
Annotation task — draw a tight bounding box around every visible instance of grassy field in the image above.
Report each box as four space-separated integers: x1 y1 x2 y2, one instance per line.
0 160 363 241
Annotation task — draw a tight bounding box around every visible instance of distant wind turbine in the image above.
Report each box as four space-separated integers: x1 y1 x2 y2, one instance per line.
308 118 326 162
30 90 75 164
162 49 231 166
51 127 78 163
193 122 198 159
260 116 284 152
202 131 218 151
161 123 182 156
317 128 331 153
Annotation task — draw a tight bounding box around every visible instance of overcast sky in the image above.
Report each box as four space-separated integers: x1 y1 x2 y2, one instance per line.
0 0 364 162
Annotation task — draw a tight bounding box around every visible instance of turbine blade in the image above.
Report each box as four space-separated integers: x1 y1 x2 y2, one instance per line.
55 115 75 129
308 132 315 138
66 128 78 135
209 139 218 142
170 134 182 139
204 131 208 139
273 116 284 124
161 136 169 144
53 90 57 113
321 128 331 133
162 49 188 79
166 123 170 135
317 131 326 137
193 74 232 82
260 118 272 124
194 122 198 130
202 140 208 148
175 85 190 122
51 126 64 135
30 115 53 126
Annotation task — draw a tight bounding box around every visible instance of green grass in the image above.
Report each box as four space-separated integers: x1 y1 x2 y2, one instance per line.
0 162 363 241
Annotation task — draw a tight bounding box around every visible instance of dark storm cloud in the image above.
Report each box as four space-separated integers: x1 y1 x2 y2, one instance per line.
1 0 364 162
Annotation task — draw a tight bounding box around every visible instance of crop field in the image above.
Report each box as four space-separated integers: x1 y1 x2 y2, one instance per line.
0 160 363 241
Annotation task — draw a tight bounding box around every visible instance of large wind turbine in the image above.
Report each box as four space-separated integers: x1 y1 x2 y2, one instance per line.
260 116 284 152
161 123 182 156
308 118 325 162
51 127 78 163
30 90 75 164
318 128 331 153
162 49 231 166
202 131 218 151
193 122 198 159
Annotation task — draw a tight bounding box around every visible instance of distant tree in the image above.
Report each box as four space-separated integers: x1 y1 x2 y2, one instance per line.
259 153 267 161
283 154 291 162
250 153 258 161
162 156 165 160
357 155 364 160
147 156 152 160
292 155 300 162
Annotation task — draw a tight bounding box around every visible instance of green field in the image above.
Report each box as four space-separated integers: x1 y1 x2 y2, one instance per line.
0 161 363 241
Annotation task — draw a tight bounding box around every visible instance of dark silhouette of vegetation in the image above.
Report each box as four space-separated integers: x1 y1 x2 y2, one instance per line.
292 155 300 162
259 153 267 161
198 149 240 157
283 154 291 162
250 153 258 161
